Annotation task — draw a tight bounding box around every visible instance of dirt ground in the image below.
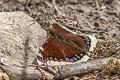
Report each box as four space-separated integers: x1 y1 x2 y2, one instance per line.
1 0 120 80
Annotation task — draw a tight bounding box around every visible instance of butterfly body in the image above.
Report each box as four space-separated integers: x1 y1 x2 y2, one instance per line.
37 20 98 66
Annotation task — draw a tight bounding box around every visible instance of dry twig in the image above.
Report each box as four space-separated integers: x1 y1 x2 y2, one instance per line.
52 0 62 15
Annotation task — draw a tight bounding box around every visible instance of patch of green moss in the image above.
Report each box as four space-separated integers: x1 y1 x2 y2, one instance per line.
92 41 120 58
105 57 120 75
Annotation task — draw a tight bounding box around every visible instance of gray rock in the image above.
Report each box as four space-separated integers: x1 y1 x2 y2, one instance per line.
0 11 47 67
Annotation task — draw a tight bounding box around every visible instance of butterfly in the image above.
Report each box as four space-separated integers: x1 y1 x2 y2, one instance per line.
36 20 98 66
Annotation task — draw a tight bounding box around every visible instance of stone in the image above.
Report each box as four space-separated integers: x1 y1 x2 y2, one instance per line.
0 12 47 66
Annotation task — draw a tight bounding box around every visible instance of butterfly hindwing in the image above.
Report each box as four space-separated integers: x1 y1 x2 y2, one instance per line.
42 36 87 62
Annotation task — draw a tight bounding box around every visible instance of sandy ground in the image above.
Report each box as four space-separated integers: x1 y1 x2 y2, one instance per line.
1 0 120 79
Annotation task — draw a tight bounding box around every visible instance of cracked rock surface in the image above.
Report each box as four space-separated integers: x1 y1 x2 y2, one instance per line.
0 11 46 67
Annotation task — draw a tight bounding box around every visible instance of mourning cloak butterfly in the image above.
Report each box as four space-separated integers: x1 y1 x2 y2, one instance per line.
37 20 98 66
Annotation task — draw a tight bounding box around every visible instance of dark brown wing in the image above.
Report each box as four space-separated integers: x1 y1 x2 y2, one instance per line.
42 32 90 62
